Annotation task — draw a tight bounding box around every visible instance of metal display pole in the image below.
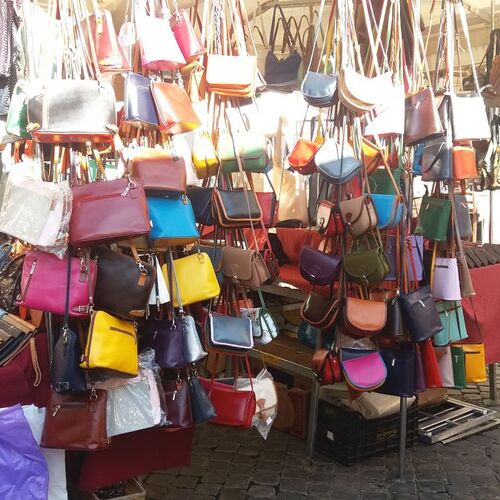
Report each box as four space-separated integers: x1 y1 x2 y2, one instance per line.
399 397 408 479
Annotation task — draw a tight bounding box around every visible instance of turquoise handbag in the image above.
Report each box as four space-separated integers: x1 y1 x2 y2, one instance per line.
148 196 199 246
371 194 404 230
433 301 468 346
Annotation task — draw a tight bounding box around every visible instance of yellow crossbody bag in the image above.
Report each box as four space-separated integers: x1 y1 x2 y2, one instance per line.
192 131 219 179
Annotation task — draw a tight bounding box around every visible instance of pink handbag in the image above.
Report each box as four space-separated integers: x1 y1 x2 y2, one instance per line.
341 348 387 392
137 15 185 71
170 10 205 62
17 251 96 317
432 257 462 301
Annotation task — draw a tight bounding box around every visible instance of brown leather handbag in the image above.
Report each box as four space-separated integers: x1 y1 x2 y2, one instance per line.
70 177 150 248
131 147 187 194
312 349 342 385
343 297 387 338
221 246 270 289
453 145 478 180
404 87 444 145
339 195 378 236
41 389 110 451
300 292 340 328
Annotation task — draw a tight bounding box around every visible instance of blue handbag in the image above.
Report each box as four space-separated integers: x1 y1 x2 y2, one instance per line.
124 73 159 128
148 196 199 246
433 301 469 346
371 194 404 230
198 244 223 285
377 346 416 397
314 139 362 184
413 143 424 175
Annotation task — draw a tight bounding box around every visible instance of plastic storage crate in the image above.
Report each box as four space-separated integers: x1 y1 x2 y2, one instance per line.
315 400 418 466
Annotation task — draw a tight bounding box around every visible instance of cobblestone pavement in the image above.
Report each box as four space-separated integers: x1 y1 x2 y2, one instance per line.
144 373 500 499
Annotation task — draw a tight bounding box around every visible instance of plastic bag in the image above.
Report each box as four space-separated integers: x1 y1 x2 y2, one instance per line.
0 404 48 500
235 369 278 440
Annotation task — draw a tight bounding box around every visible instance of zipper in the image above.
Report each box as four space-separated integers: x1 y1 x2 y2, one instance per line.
17 259 37 302
110 325 137 342
82 312 97 368
79 191 125 204
52 401 86 416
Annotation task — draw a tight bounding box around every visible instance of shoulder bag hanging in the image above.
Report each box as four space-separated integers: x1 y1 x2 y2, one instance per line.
163 373 193 428
124 73 160 129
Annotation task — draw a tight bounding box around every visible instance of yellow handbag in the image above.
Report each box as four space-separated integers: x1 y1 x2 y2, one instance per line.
162 252 220 307
459 343 487 383
192 131 219 179
80 311 138 376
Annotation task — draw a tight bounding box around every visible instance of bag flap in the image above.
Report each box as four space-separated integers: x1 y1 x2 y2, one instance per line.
288 139 320 166
221 246 255 281
315 139 362 179
345 297 387 331
301 71 338 99
209 313 253 349
299 246 340 282
343 247 383 278
401 285 434 307
341 351 387 389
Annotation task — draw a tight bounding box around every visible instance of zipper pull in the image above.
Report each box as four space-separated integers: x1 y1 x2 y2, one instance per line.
172 390 177 401
52 405 61 417
30 260 37 275
137 262 147 287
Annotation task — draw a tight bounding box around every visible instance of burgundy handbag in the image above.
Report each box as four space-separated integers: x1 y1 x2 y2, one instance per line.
256 192 278 227
163 378 193 428
131 147 186 194
17 251 96 317
312 349 342 385
170 10 205 62
70 177 150 247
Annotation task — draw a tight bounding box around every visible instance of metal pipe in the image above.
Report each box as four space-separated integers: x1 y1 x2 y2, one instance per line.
399 397 408 479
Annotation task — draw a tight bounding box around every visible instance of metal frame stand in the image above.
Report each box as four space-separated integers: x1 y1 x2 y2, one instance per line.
489 364 498 401
398 397 407 479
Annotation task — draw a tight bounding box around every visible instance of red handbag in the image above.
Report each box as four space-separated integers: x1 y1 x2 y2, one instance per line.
170 10 205 62
70 177 150 248
419 339 443 388
316 200 344 237
287 138 320 175
312 349 342 385
256 192 278 227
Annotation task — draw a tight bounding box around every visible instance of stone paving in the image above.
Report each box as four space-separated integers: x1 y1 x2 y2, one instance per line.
144 373 500 499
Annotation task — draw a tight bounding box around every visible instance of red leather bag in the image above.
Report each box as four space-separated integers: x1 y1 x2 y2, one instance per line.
287 138 320 175
69 178 150 248
256 192 278 227
170 10 205 62
316 200 344 237
419 339 443 388
17 251 96 317
312 349 342 385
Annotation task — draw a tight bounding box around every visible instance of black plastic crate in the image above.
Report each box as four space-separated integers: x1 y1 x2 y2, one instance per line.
315 399 417 466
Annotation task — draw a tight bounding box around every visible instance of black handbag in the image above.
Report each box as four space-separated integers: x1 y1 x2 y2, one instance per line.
382 296 405 337
50 250 87 393
421 137 452 181
189 369 216 424
377 346 416 397
0 253 24 313
141 318 185 368
454 194 473 239
186 186 215 226
207 313 254 353
213 189 262 227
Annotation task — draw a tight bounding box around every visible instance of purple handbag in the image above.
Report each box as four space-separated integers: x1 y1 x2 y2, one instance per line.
341 349 387 392
141 318 185 368
0 404 49 500
386 235 423 281
299 246 341 286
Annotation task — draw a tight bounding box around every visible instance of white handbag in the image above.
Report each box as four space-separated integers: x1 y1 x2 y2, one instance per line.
432 257 462 301
435 346 455 388
364 84 405 137
148 256 170 306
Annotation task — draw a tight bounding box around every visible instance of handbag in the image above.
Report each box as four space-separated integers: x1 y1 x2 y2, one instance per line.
147 196 199 247
192 131 219 179
213 189 262 227
205 54 257 97
435 346 455 388
339 195 378 236
17 251 96 317
40 389 109 451
419 339 443 388
458 343 487 383
433 301 468 346
300 292 340 328
451 346 466 388
182 315 208 363
163 378 193 428
453 145 478 180
186 186 215 226
432 257 461 301
141 318 185 369
80 310 138 377
343 297 387 338
416 195 452 242
301 72 338 108
371 194 404 230
382 295 405 337
454 194 472 239
162 252 220 307
378 346 415 397
170 9 205 62
207 313 254 353
0 310 37 367
124 73 159 128
131 147 186 194
299 245 341 286
221 246 270 289
315 139 362 184
404 87 444 145
93 246 156 320
149 256 170 307
256 192 278 228
150 81 201 135
70 177 150 247
414 344 427 392
198 244 224 285
218 132 269 173
287 138 320 175
27 80 117 143
316 201 344 237
188 370 216 424
0 253 23 314
6 80 32 139
240 290 279 346
450 95 490 141
400 285 443 343
341 348 387 392
312 349 342 385
364 83 405 137
386 235 423 281
343 242 391 287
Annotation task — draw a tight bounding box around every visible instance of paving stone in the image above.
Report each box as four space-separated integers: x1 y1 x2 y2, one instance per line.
450 496 476 500
173 475 199 489
194 483 221 496
470 473 498 486
255 461 283 473
144 484 169 499
180 465 206 477
252 472 281 486
161 487 192 500
232 454 257 466
201 471 228 484
223 474 249 489
280 465 307 478
389 480 418 495
309 473 332 482
416 480 448 493
308 482 331 494
146 475 175 487
279 478 308 495
218 488 247 500
258 450 284 463
190 495 215 500
190 455 210 467
247 485 277 497
361 495 390 500
275 493 307 500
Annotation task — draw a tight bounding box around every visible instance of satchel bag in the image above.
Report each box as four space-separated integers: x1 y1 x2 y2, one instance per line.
213 189 263 227
299 245 341 286
343 244 390 286
170 9 205 62
124 73 159 128
416 195 451 242
207 313 254 353
40 389 109 451
218 132 269 173
192 131 219 179
131 147 187 194
300 292 340 328
80 310 138 377
287 138 320 175
453 145 477 180
364 83 405 137
186 186 215 226
315 139 362 184
458 343 487 383
432 257 461 301
419 338 442 388
451 346 466 388
182 315 208 363
450 94 490 141
339 195 378 236
371 194 404 230
93 247 156 320
17 251 96 317
312 349 342 385
341 348 387 392
189 371 216 424
70 177 150 248
163 378 193 428
150 81 202 135
221 246 270 289
343 297 387 338
27 80 117 143
147 195 199 247
421 138 452 181
378 346 415 397
316 200 344 237
433 301 468 346
400 285 443 343
301 72 338 108
141 318 185 369
205 54 257 97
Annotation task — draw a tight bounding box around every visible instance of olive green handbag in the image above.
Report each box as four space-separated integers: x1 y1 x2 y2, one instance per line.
6 81 32 139
218 132 270 173
451 346 466 388
416 195 451 242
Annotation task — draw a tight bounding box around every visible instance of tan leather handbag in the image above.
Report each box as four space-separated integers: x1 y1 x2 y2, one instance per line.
339 195 378 236
221 246 270 289
343 297 387 338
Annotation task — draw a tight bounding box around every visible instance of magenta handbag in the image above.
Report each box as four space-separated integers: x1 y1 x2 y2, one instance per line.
170 10 205 62
17 251 96 317
432 257 462 301
341 348 387 392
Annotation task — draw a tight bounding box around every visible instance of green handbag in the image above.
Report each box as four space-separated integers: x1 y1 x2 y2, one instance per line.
218 132 269 173
6 81 32 139
451 346 466 388
369 168 401 194
416 195 451 242
343 242 391 286
433 301 468 346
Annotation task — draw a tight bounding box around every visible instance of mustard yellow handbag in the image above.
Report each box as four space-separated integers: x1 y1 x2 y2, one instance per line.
80 311 138 376
162 252 220 307
192 131 219 179
459 343 487 383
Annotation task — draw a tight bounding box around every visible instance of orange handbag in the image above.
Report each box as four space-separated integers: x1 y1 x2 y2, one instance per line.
453 145 477 180
361 138 384 175
287 139 320 175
